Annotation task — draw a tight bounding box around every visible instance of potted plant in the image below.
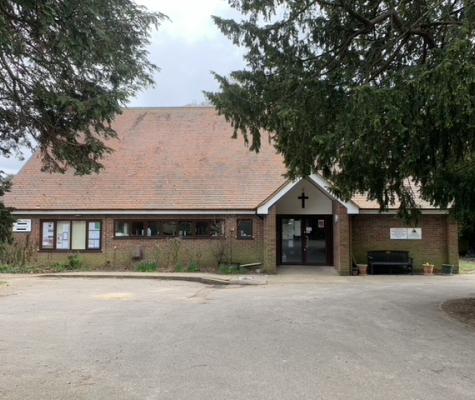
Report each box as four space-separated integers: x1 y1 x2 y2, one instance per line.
357 263 368 276
422 262 434 275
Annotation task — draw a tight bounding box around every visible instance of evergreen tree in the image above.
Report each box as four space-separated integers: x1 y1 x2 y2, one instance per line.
0 0 164 241
207 1 474 220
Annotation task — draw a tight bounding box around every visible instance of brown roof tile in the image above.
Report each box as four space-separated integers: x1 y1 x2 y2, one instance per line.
5 107 438 211
6 107 288 210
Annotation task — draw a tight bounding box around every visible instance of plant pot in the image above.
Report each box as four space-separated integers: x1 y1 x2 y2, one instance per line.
441 264 454 276
358 264 368 276
423 265 434 275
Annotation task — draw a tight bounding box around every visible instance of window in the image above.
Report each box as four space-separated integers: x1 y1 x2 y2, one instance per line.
178 221 193 237
42 222 55 249
88 222 101 249
113 220 225 238
209 220 225 237
131 221 145 236
147 221 160 236
237 219 253 239
115 221 130 237
72 221 86 250
162 221 177 236
41 221 102 250
56 221 71 250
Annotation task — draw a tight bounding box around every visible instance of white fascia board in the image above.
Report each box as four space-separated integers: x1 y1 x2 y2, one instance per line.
308 174 360 214
256 174 360 215
12 210 257 216
359 209 449 215
257 180 300 215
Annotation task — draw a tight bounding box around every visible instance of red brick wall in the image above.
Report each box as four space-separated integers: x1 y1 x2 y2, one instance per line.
332 201 351 275
263 206 277 273
352 214 458 271
13 215 264 270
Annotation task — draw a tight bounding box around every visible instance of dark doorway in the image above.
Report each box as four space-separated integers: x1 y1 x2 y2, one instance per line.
278 215 333 266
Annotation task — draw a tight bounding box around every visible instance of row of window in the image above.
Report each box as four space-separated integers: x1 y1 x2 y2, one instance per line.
115 220 225 238
41 221 101 250
39 219 254 250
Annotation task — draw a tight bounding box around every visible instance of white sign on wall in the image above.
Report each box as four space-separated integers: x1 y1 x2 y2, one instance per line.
390 227 422 240
13 219 32 232
407 228 422 240
390 228 408 240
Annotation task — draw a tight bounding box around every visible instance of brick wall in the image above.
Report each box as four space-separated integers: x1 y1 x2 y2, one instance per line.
262 206 277 273
332 201 351 275
352 214 458 271
13 215 264 270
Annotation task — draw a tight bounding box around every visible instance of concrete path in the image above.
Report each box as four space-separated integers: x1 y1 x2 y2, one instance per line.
2 271 268 286
1 274 475 399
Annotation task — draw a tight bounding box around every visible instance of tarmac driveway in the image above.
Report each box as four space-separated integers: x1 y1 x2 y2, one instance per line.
1 275 475 400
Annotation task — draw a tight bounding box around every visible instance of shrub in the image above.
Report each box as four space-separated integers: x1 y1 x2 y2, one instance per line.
136 261 158 272
187 260 200 272
47 255 84 272
0 237 35 267
67 254 84 270
156 238 183 270
212 240 228 267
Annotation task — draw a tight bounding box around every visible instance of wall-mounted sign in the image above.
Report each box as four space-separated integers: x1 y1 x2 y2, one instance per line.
390 227 422 240
318 219 325 228
407 228 422 240
13 219 31 232
390 228 408 240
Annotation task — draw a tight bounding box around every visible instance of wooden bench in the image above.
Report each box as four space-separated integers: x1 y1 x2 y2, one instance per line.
367 250 413 275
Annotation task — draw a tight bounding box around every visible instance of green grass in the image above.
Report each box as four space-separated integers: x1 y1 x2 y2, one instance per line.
136 262 159 272
459 259 475 274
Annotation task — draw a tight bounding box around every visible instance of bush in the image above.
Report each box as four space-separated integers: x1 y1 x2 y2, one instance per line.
47 255 84 272
187 260 201 272
136 261 159 272
0 238 35 267
67 254 84 270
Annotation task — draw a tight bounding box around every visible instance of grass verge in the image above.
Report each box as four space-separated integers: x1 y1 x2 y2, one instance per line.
460 259 475 274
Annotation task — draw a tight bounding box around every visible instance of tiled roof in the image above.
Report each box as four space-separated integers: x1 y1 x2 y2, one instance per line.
351 194 436 210
6 107 288 211
5 107 439 212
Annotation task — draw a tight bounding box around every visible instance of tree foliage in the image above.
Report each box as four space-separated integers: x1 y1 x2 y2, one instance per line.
207 0 475 219
0 0 164 241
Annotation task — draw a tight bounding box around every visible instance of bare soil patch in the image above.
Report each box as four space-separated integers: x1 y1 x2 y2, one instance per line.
442 298 475 327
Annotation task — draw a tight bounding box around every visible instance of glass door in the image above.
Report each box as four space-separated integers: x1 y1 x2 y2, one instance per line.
280 217 303 264
303 217 327 265
279 215 332 265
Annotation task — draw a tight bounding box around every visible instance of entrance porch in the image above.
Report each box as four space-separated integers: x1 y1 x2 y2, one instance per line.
259 176 358 275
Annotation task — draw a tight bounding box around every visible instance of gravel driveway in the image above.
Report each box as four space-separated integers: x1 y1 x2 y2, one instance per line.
1 275 475 400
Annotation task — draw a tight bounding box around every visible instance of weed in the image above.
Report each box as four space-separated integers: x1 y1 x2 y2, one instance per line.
136 261 159 272
187 260 201 272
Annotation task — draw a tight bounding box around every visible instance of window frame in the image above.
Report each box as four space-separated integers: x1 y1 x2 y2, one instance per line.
113 219 225 239
39 220 102 251
237 218 254 240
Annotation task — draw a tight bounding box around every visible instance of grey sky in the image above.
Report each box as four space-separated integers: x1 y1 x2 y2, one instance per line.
2 0 245 174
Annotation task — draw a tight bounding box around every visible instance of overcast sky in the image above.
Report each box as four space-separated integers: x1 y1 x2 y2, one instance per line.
2 0 245 175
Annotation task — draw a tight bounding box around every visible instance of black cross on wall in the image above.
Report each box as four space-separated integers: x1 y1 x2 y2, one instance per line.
298 192 309 208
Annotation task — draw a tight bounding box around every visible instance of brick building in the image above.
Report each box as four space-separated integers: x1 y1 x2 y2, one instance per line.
5 107 458 274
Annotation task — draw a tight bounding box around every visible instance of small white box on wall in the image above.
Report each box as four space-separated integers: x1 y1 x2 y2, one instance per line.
13 219 32 232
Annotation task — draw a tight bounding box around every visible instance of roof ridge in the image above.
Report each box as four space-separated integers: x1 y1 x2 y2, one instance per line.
123 106 215 110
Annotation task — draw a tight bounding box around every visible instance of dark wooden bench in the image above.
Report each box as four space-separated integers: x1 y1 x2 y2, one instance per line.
367 250 413 275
